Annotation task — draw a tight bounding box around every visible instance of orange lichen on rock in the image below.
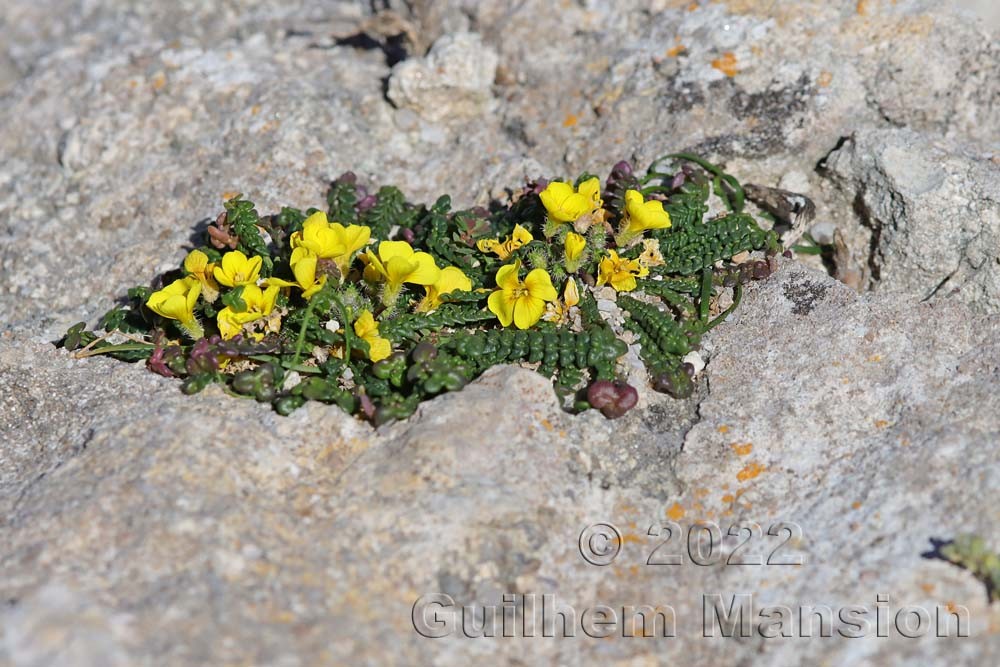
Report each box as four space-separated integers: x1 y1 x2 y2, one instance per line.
736 461 765 482
731 442 753 456
562 113 579 128
666 503 685 521
817 70 833 87
711 52 739 77
667 44 686 57
717 424 730 434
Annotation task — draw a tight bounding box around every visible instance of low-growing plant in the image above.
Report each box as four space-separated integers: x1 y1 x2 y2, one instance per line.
59 154 779 424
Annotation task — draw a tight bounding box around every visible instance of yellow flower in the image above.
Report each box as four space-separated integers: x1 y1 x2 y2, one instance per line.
183 249 220 302
564 231 586 273
596 249 649 292
290 211 370 280
616 190 672 246
539 177 603 223
542 277 581 325
266 250 327 300
487 261 558 329
146 277 204 338
216 284 280 340
213 250 263 287
363 240 441 305
417 266 472 313
476 224 534 260
353 310 392 362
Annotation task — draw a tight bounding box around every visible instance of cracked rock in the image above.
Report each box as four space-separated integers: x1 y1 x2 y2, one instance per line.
824 128 1000 312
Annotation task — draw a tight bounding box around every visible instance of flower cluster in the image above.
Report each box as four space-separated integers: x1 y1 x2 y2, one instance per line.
64 155 779 423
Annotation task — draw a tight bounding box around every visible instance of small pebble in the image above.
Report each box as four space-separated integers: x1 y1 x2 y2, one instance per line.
682 351 706 377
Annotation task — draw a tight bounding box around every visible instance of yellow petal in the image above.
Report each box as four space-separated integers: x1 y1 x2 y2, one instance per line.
335 224 371 255
511 224 534 246
404 252 441 286
184 278 202 313
564 277 580 307
301 275 327 300
488 289 516 327
364 249 387 282
564 231 586 262
523 268 558 302
366 336 392 362
377 240 415 263
240 284 264 311
385 256 420 285
436 266 472 294
302 211 328 228
245 255 263 282
477 238 500 254
261 285 279 314
354 310 377 339
539 181 577 222
266 276 299 289
292 254 318 291
184 249 209 275
217 307 244 339
577 177 602 207
513 295 546 329
221 250 247 275
612 274 638 292
494 262 522 291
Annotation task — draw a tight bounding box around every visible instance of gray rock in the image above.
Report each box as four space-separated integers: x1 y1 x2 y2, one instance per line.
2 263 999 666
387 32 499 121
824 128 1000 311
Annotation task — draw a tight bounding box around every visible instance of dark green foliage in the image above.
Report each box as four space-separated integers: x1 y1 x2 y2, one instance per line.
224 196 272 273
326 177 360 225
360 185 417 240
59 151 779 423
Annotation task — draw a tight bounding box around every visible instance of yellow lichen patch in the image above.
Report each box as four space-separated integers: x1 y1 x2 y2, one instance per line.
562 113 579 128
868 354 883 362
919 582 935 595
717 424 730 434
221 190 241 201
851 501 862 510
817 70 833 87
540 417 554 431
874 419 889 429
731 442 753 456
666 503 685 521
721 493 735 504
736 461 765 482
620 532 644 545
856 0 869 15
251 105 262 115
151 72 167 90
667 44 686 58
694 487 709 498
711 52 739 77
